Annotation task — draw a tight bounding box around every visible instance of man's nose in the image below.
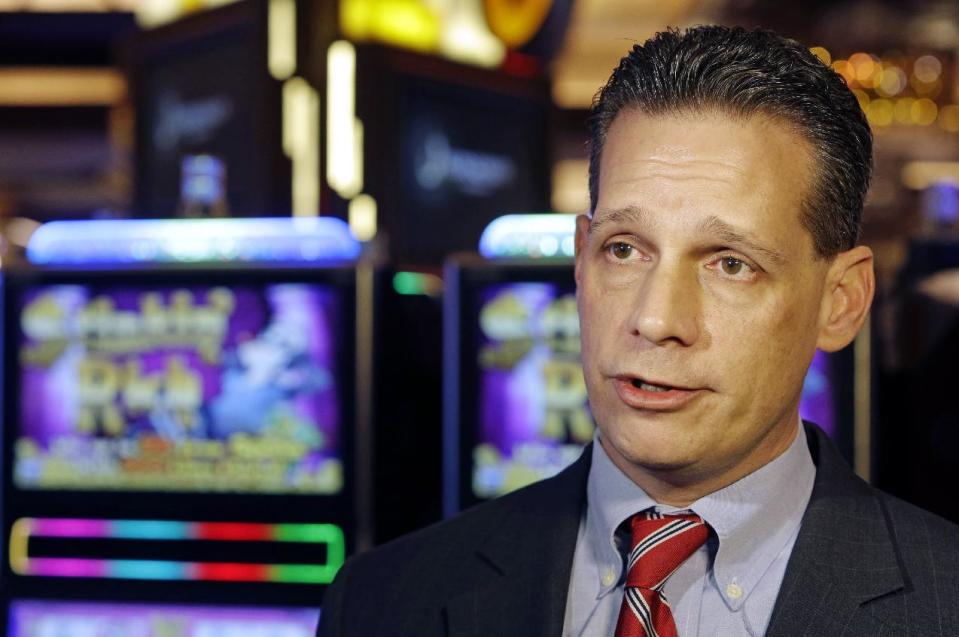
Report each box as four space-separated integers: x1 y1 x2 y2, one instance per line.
628 261 701 347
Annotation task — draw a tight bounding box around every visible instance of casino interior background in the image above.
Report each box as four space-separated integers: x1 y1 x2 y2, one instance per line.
0 0 958 634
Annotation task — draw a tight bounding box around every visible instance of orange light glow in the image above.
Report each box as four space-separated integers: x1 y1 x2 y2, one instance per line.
939 105 959 133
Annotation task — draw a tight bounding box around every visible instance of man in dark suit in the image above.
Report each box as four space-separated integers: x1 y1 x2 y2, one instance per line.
319 26 959 636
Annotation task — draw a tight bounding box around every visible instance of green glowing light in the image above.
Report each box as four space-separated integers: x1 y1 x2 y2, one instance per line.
392 271 441 296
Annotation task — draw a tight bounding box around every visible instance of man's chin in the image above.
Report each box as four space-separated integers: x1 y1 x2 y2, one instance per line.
599 433 700 477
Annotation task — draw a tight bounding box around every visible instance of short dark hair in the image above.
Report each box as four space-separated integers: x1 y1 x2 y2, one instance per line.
587 25 872 257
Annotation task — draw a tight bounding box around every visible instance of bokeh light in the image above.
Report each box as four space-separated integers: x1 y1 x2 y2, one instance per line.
810 46 831 66
938 104 959 133
895 97 916 124
867 98 894 127
849 53 878 85
852 88 870 111
911 98 938 126
877 65 906 97
832 60 855 84
913 55 942 83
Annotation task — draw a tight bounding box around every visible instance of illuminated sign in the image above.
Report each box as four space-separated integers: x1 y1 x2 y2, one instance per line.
10 517 345 584
414 131 516 197
339 0 558 68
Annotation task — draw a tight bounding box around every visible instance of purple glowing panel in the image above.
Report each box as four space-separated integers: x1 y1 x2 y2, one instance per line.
473 283 593 498
15 283 343 494
8 600 320 637
799 349 836 438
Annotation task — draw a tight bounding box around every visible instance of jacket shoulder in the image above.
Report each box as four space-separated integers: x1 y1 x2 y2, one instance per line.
317 464 587 636
877 487 959 559
867 487 959 632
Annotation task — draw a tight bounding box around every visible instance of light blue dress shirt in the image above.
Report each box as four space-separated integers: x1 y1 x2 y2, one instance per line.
563 421 816 637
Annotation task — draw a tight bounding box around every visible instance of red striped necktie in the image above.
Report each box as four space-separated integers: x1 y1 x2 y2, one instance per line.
614 511 709 637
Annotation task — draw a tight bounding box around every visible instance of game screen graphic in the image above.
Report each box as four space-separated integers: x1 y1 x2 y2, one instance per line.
473 283 593 498
8 600 320 637
14 283 343 495
798 349 836 438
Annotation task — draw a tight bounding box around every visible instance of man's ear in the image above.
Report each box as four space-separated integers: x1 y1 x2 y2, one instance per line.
817 245 875 352
574 214 591 286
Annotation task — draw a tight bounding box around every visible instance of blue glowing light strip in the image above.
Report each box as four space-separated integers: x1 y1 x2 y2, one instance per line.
478 214 577 259
27 217 361 265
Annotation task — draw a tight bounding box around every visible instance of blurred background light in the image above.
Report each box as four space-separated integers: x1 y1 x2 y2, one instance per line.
0 68 124 106
810 46 831 65
268 0 297 80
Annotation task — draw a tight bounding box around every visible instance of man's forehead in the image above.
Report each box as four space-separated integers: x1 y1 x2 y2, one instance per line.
596 111 813 231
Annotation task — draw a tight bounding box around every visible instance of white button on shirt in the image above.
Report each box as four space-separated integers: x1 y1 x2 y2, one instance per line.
563 422 816 637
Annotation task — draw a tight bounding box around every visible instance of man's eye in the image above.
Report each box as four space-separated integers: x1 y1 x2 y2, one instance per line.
608 242 634 260
721 257 745 275
716 256 755 279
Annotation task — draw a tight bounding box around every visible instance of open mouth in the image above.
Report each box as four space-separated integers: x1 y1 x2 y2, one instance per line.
631 378 675 393
613 375 703 410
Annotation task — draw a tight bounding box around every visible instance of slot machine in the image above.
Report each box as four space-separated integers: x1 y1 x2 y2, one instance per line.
1 217 371 635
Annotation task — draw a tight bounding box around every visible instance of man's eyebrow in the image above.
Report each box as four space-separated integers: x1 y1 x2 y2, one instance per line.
589 208 788 266
696 215 787 266
587 205 653 236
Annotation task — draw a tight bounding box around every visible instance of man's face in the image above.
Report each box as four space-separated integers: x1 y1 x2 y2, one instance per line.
575 109 831 488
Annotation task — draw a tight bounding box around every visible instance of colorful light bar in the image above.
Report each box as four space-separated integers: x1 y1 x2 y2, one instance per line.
10 518 345 584
478 213 577 259
10 599 320 637
27 217 361 265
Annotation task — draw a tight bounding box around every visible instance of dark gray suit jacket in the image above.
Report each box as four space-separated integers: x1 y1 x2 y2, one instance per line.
318 424 959 635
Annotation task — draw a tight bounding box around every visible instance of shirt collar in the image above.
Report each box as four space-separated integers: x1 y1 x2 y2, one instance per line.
584 418 816 610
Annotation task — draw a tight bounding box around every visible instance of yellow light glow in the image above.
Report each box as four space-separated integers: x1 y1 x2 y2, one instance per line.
852 89 870 112
912 98 938 126
849 53 877 84
912 76 943 99
0 67 125 106
348 194 378 242
136 0 240 28
327 40 364 200
9 518 31 576
902 161 959 190
810 46 831 66
283 77 321 217
939 104 959 133
894 97 915 124
268 0 297 80
866 99 894 127
439 8 506 68
831 60 855 85
877 65 906 97
367 0 441 52
551 159 590 214
485 0 551 49
913 55 942 83
339 0 373 40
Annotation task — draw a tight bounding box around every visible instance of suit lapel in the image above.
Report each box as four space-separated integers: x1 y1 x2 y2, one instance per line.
766 424 904 636
444 445 591 637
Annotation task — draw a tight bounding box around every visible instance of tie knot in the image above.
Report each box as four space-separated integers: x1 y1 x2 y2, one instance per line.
624 511 708 590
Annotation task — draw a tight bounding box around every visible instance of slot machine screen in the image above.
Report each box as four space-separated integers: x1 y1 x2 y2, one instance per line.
13 280 343 496
8 599 320 637
471 280 589 498
445 261 591 514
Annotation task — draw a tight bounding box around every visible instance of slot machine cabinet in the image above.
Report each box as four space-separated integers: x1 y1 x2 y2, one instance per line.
0 218 372 635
